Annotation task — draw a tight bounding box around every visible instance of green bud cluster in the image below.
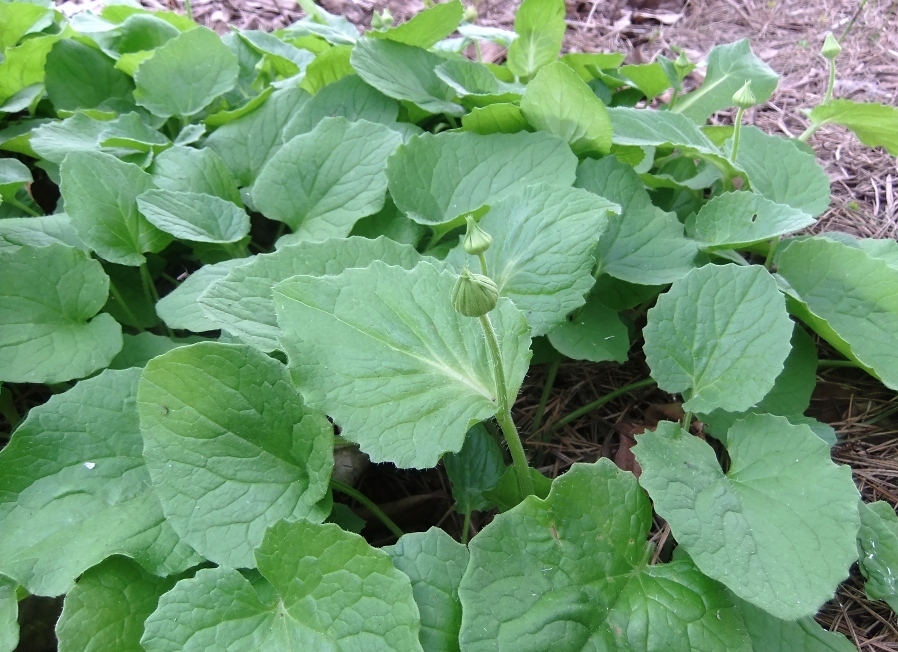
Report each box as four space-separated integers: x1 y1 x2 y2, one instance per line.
732 80 757 109
452 268 499 317
463 215 492 255
821 33 842 60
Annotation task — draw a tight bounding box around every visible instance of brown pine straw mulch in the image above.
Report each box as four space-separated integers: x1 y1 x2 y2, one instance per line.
42 0 898 649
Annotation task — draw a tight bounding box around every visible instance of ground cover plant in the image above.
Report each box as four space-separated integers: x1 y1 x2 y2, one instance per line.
0 0 897 648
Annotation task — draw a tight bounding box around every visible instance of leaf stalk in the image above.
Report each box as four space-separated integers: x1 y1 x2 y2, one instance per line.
479 313 534 499
330 479 404 539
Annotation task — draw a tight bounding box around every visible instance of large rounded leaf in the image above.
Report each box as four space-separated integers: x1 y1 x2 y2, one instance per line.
138 343 334 568
0 369 199 596
643 263 793 413
142 521 424 651
273 260 531 468
458 460 751 651
0 243 122 384
634 416 860 619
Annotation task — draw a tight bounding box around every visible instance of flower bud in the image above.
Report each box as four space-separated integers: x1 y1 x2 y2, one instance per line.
452 268 499 317
674 51 691 74
821 32 842 60
372 8 393 30
463 4 478 22
463 215 492 256
732 80 757 109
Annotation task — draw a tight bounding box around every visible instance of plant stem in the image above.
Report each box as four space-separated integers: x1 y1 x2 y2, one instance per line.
729 106 746 163
6 196 41 217
823 57 837 105
330 479 404 539
682 409 693 432
139 264 160 305
547 378 657 433
763 236 780 270
668 89 679 110
184 0 193 21
478 314 534 499
839 0 867 41
474 41 483 62
108 278 144 332
0 386 21 431
461 510 472 544
818 359 859 368
798 122 822 143
531 360 559 437
477 252 489 276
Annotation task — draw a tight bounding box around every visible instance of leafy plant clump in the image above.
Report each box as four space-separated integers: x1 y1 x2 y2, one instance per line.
1 0 897 649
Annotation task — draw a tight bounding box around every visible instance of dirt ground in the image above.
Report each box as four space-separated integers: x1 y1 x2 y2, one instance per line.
32 0 898 649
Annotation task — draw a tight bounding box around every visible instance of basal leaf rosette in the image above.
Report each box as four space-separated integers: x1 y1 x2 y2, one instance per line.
273 260 531 469
643 263 793 413
138 342 334 569
634 416 860 619
141 520 424 652
458 459 752 651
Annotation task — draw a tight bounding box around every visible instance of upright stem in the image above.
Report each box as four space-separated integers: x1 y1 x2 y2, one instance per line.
729 107 746 163
548 378 657 433
461 510 472 544
531 360 559 436
824 58 837 105
6 196 41 217
139 264 160 305
477 253 489 276
330 479 404 539
184 0 193 21
478 314 534 499
108 278 144 332
763 236 780 270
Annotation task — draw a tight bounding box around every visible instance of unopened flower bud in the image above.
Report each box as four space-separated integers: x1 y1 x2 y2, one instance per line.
372 8 393 29
452 268 499 317
821 32 842 60
463 215 492 256
732 80 757 109
674 50 691 73
463 4 478 22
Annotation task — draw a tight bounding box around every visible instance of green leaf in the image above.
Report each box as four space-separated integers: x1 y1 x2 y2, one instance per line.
0 214 88 254
98 112 170 154
148 145 242 204
138 342 334 568
692 191 814 249
700 325 818 442
373 0 462 48
734 126 831 217
519 61 611 155
60 151 172 266
387 130 577 226
134 27 239 118
777 237 898 390
0 575 17 652
445 183 616 336
283 75 399 139
300 44 354 94
484 466 552 513
434 59 524 108
735 595 858 652
28 112 110 165
634 416 860 619
672 39 779 123
458 460 752 651
350 37 464 116
137 190 249 243
809 99 898 155
0 35 59 106
0 158 32 198
607 106 740 177
252 117 402 240
200 236 422 352
156 258 247 332
506 0 565 80
618 62 671 98
0 368 199 596
238 30 313 78
273 261 531 468
109 332 204 370
858 237 898 270
857 501 898 611
644 264 793 413
0 2 52 51
577 156 697 284
350 197 426 246
558 52 626 81
45 39 134 112
443 424 506 514
548 294 629 363
0 244 122 384
385 528 468 652
204 85 309 187
462 103 530 134
56 557 177 652
142 520 424 651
